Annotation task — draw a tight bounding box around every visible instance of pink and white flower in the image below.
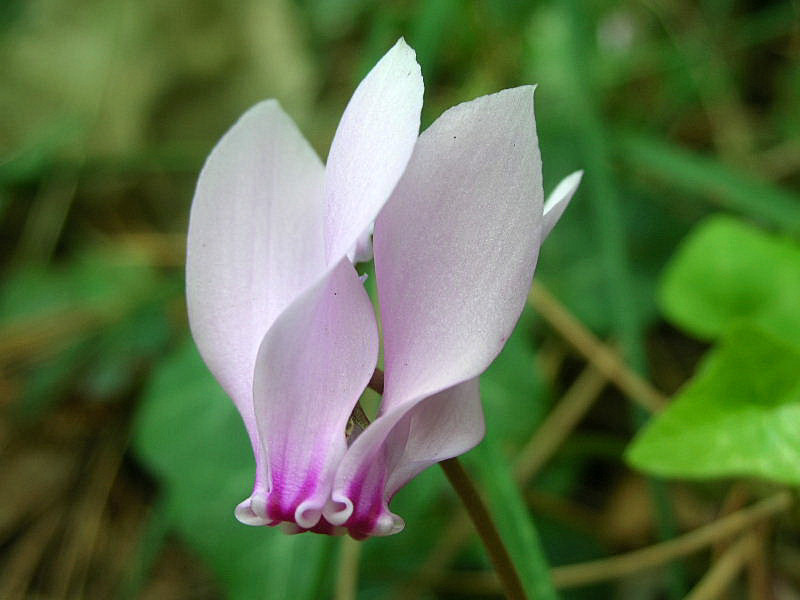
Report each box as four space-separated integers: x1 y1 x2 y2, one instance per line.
186 39 581 538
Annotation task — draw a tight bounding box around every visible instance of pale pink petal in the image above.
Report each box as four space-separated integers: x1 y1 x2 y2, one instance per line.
323 38 423 263
377 85 543 407
329 87 544 536
236 259 379 532
542 170 582 239
186 100 325 500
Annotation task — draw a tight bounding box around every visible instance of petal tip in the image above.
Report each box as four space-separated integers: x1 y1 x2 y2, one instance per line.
374 512 405 536
235 495 270 526
542 169 584 238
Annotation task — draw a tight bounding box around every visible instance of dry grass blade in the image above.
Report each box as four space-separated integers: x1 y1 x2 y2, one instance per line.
50 430 128 599
513 365 606 481
550 492 791 589
0 509 65 600
0 309 110 367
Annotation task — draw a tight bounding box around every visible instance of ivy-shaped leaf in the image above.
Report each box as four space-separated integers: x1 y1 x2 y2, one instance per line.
659 215 800 348
627 326 800 484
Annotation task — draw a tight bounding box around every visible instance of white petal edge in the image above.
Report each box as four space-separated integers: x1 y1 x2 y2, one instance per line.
542 170 583 239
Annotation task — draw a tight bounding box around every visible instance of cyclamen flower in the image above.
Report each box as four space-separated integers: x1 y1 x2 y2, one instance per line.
186 39 581 539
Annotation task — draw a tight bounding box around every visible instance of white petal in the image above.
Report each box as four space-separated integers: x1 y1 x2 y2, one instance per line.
186 100 325 446
383 378 485 498
251 259 379 530
542 170 582 239
375 85 543 408
326 378 484 537
323 38 423 264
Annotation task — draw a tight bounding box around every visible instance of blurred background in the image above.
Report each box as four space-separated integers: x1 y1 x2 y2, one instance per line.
1 0 799 598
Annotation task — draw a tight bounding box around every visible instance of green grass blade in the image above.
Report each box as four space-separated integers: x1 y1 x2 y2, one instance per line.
617 132 800 235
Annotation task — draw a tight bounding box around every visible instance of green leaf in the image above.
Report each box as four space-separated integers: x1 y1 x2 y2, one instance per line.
133 340 334 600
659 215 800 347
627 326 800 484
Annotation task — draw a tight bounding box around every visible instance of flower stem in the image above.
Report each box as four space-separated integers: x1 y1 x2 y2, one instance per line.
334 536 362 600
439 457 528 600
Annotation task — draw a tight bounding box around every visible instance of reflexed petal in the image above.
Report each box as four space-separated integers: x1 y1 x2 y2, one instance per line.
330 87 544 535
186 100 326 459
542 170 582 239
237 259 379 532
323 38 423 264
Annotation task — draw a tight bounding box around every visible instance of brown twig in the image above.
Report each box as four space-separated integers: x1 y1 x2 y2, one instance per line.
713 483 751 600
433 493 791 593
746 522 772 600
528 282 667 413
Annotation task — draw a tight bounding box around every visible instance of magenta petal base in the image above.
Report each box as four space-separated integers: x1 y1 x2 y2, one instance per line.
234 485 403 539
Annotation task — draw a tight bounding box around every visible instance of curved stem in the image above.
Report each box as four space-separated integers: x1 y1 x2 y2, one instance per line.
439 457 528 600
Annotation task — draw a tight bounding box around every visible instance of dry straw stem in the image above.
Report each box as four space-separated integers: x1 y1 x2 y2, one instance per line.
550 491 791 589
51 430 128 599
528 282 667 413
435 492 791 593
0 509 65 600
513 365 606 481
684 534 759 600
